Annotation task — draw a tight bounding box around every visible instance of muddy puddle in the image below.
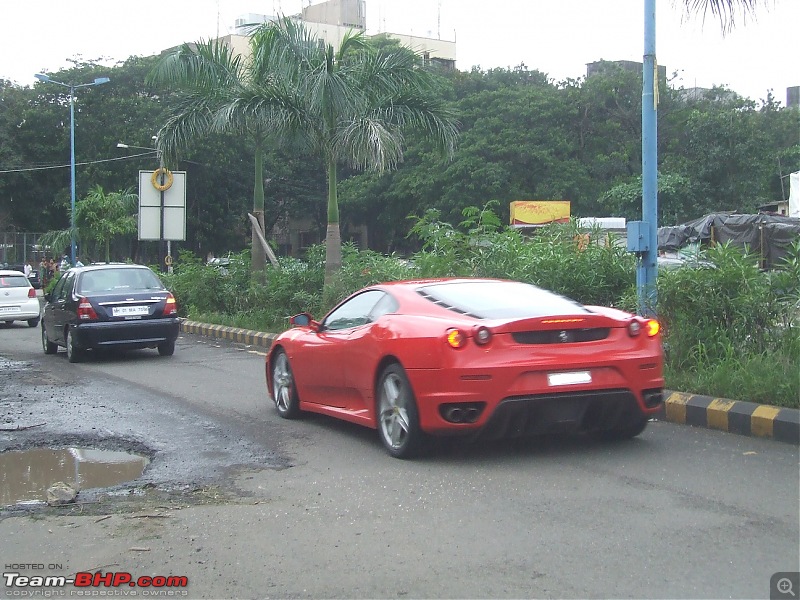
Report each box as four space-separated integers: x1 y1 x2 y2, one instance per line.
0 447 150 506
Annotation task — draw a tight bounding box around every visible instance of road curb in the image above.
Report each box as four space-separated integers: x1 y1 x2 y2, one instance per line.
179 320 799 445
180 319 277 348
657 391 799 445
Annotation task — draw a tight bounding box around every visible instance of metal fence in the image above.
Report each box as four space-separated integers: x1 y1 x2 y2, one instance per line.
0 232 50 266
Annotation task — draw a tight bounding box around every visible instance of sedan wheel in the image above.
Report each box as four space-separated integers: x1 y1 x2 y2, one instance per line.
377 364 425 459
27 317 40 328
158 340 175 356
272 351 300 418
66 329 83 363
41 323 57 355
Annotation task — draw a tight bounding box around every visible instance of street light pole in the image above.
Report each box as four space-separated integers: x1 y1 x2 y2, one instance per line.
35 74 110 265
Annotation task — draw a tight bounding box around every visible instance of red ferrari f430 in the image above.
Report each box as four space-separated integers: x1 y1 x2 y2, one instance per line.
266 278 664 458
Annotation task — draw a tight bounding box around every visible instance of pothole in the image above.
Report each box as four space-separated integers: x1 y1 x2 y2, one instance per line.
0 447 150 506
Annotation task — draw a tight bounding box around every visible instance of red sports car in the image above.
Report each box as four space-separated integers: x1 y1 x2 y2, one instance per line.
266 278 664 458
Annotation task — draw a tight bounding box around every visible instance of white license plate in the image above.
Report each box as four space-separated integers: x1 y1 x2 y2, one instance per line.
112 305 149 317
548 371 592 386
0 306 21 313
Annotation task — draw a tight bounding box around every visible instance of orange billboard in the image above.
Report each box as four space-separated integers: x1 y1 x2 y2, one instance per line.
510 201 571 226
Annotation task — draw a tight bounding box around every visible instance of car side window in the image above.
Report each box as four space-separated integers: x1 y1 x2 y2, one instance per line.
57 272 75 300
369 292 398 321
323 290 386 331
50 274 67 299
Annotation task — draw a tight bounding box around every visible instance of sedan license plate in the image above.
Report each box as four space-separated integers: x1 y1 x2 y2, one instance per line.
112 305 150 317
0 306 21 313
548 371 592 386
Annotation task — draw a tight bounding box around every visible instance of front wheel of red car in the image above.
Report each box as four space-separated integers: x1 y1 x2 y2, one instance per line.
272 350 301 419
377 364 426 459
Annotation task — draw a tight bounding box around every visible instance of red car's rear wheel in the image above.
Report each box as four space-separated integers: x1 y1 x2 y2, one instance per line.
377 364 426 459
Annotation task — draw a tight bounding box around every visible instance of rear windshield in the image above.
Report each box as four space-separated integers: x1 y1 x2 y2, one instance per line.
77 268 165 294
417 280 589 319
0 275 30 288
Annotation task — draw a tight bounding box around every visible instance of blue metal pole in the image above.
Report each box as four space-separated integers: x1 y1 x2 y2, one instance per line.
69 85 77 266
640 0 659 316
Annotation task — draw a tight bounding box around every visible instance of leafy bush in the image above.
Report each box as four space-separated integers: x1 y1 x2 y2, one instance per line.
657 242 799 406
166 211 799 407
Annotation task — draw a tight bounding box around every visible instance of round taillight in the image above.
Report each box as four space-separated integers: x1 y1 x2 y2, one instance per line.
474 326 492 345
628 321 641 337
446 328 467 349
645 319 660 337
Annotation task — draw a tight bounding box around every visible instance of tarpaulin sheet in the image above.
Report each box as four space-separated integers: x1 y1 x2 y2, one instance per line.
658 213 800 268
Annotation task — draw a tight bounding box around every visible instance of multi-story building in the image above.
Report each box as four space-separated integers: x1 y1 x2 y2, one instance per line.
787 86 799 109
586 59 667 82
225 0 455 70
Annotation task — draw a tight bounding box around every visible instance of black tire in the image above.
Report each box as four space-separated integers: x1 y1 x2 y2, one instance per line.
376 363 426 459
597 415 649 441
66 329 84 363
27 317 40 328
158 340 175 356
271 350 301 419
41 323 57 355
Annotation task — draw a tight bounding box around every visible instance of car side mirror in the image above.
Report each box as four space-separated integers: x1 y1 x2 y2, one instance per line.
290 312 320 331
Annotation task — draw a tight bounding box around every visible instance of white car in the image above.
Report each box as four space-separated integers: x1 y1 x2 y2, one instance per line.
0 269 41 327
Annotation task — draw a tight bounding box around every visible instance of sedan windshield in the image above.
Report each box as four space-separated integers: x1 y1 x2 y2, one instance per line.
417 280 589 319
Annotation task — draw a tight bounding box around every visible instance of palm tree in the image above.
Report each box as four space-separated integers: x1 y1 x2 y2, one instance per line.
146 39 275 274
243 18 459 283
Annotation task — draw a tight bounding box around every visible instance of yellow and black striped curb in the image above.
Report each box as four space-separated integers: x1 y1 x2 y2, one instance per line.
180 320 277 348
178 321 799 445
656 391 799 445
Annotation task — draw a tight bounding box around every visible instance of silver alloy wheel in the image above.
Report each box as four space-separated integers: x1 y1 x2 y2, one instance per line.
379 372 411 451
272 351 299 418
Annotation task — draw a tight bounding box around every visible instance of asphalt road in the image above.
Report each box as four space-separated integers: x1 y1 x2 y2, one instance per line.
0 323 798 599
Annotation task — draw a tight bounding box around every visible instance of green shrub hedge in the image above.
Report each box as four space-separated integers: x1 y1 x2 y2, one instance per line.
163 212 799 408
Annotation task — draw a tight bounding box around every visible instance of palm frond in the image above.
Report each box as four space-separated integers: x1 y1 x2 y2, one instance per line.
682 0 768 33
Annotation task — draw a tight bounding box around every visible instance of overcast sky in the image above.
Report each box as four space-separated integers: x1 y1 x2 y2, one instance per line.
1 0 797 104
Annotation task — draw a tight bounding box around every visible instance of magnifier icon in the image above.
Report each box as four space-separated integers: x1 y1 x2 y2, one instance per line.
778 578 796 597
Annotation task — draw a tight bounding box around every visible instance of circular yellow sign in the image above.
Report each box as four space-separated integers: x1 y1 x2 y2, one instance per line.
151 167 174 191
164 255 174 266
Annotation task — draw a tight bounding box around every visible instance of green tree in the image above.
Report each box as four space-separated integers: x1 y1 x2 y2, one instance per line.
76 185 138 262
38 185 137 263
248 18 459 283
